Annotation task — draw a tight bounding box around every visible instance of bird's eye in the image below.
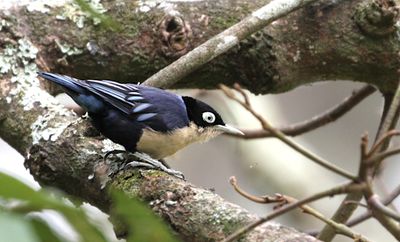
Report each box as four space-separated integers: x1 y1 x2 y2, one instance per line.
202 112 216 123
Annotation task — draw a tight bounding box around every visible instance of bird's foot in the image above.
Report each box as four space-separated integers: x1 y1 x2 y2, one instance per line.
102 150 184 179
126 161 185 179
127 152 185 180
125 161 157 169
103 149 127 163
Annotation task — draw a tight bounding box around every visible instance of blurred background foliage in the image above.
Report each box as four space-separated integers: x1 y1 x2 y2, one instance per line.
0 172 178 242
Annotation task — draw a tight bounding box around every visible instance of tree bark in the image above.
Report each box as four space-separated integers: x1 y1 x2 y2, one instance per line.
0 75 318 241
1 0 398 94
1 0 398 240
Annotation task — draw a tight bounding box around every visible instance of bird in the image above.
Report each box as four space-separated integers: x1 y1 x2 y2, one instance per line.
37 72 243 178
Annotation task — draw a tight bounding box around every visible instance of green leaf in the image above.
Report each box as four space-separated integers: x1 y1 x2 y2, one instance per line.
58 207 108 242
0 211 41 242
112 191 179 242
29 217 63 242
0 172 57 207
0 172 107 242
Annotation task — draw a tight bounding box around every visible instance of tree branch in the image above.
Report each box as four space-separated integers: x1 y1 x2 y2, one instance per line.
347 184 400 227
230 85 376 139
223 183 366 242
1 0 398 93
0 53 318 242
220 84 357 180
289 196 372 242
230 177 372 242
142 0 319 88
368 194 400 222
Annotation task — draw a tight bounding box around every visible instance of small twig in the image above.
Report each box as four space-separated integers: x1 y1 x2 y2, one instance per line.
363 184 400 240
356 69 400 241
223 183 366 242
229 178 372 241
361 79 400 240
368 130 400 156
233 83 251 106
229 176 284 204
368 194 400 222
318 133 369 241
348 184 400 227
361 136 400 240
319 76 400 241
311 182 400 235
220 84 357 181
343 200 369 209
375 85 400 147
377 177 400 212
283 196 373 242
317 192 363 241
230 85 376 139
372 79 400 173
366 147 400 166
143 0 319 88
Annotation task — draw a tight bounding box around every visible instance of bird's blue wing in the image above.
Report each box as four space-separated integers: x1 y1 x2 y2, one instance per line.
85 80 189 132
138 86 190 131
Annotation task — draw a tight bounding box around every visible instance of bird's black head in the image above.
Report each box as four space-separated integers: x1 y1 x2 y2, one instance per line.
182 96 225 127
182 96 243 135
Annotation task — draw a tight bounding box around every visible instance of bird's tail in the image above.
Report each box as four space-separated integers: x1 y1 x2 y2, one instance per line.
37 71 104 113
37 71 85 94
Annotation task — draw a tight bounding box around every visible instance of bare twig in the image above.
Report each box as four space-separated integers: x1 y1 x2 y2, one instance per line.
229 176 284 204
368 130 400 156
343 200 369 209
348 184 400 227
375 84 400 147
363 185 400 240
220 84 357 180
366 147 400 166
284 196 372 242
223 183 366 242
142 0 319 88
317 189 365 241
368 194 400 222
319 77 400 241
359 82 400 240
364 80 400 240
317 134 370 241
375 178 400 213
230 85 376 139
229 177 372 242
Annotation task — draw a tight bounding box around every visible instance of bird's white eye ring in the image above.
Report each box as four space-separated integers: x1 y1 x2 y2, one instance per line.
202 112 216 123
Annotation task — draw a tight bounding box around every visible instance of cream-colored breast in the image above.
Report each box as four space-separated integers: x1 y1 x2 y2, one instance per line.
136 122 221 159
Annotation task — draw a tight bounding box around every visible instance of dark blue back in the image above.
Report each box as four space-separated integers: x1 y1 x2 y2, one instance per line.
38 72 191 152
138 86 189 131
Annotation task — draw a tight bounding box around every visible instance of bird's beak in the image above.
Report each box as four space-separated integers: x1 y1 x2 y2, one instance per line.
215 124 244 135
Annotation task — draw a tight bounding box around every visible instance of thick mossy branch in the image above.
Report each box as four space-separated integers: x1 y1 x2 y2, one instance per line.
1 0 399 94
0 46 318 242
20 112 318 241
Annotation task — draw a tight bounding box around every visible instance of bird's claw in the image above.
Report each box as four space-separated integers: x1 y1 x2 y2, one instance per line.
103 151 185 180
131 152 185 180
163 168 185 180
126 160 185 180
103 149 127 163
